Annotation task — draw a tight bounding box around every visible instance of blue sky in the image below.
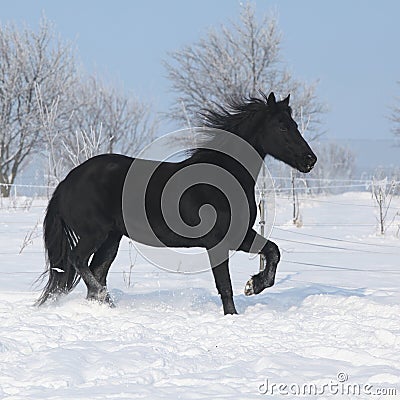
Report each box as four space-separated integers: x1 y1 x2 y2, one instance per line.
1 0 399 146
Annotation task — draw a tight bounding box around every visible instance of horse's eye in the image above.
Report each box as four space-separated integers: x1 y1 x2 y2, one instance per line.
279 127 288 132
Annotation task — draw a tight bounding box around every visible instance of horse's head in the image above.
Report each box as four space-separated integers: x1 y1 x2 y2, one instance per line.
259 92 317 173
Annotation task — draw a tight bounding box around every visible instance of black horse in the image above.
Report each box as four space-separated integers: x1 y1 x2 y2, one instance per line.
37 92 316 314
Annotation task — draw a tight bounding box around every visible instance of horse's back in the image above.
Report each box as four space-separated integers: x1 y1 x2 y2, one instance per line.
56 154 134 236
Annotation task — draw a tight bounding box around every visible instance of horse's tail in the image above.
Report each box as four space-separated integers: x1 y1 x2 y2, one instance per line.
35 185 80 306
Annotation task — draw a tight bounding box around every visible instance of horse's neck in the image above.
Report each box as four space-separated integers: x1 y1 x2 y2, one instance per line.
188 147 263 188
186 126 265 185
224 139 265 182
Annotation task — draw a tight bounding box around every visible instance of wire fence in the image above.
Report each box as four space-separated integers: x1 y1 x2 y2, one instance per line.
2 177 400 197
271 177 400 195
0 182 53 198
0 179 399 278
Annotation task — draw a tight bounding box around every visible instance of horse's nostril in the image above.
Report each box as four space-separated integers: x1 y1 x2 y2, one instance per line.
306 154 317 164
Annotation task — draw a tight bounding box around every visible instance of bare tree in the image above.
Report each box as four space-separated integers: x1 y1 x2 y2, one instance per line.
370 166 400 196
0 18 76 196
36 73 158 181
62 126 107 168
310 142 355 187
390 81 400 137
371 178 398 235
60 75 157 169
36 84 68 188
164 2 325 138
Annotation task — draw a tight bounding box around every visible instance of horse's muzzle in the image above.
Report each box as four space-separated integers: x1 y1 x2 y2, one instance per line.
298 154 317 173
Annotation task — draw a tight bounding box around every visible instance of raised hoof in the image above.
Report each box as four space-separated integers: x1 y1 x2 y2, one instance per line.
244 275 273 296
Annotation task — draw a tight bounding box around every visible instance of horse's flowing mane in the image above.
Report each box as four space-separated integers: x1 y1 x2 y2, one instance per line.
187 92 271 160
200 92 270 134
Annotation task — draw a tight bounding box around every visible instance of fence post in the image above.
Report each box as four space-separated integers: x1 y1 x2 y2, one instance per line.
259 163 266 272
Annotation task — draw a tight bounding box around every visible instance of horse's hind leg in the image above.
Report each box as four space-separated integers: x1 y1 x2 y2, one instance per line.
69 235 110 303
89 232 122 305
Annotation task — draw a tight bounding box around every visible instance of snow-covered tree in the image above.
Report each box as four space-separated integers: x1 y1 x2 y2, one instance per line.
309 141 356 184
0 18 75 196
37 74 158 183
164 2 325 139
390 81 400 138
61 75 157 169
0 17 158 191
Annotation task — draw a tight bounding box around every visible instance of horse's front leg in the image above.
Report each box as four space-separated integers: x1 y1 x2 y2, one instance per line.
237 229 281 296
208 250 237 315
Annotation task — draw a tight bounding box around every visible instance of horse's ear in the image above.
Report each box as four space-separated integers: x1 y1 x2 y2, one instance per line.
282 94 290 106
267 92 276 106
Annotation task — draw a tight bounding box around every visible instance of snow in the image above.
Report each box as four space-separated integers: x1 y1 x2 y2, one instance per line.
0 193 399 399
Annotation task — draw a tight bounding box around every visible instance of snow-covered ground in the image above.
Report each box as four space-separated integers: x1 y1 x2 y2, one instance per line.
0 193 399 399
